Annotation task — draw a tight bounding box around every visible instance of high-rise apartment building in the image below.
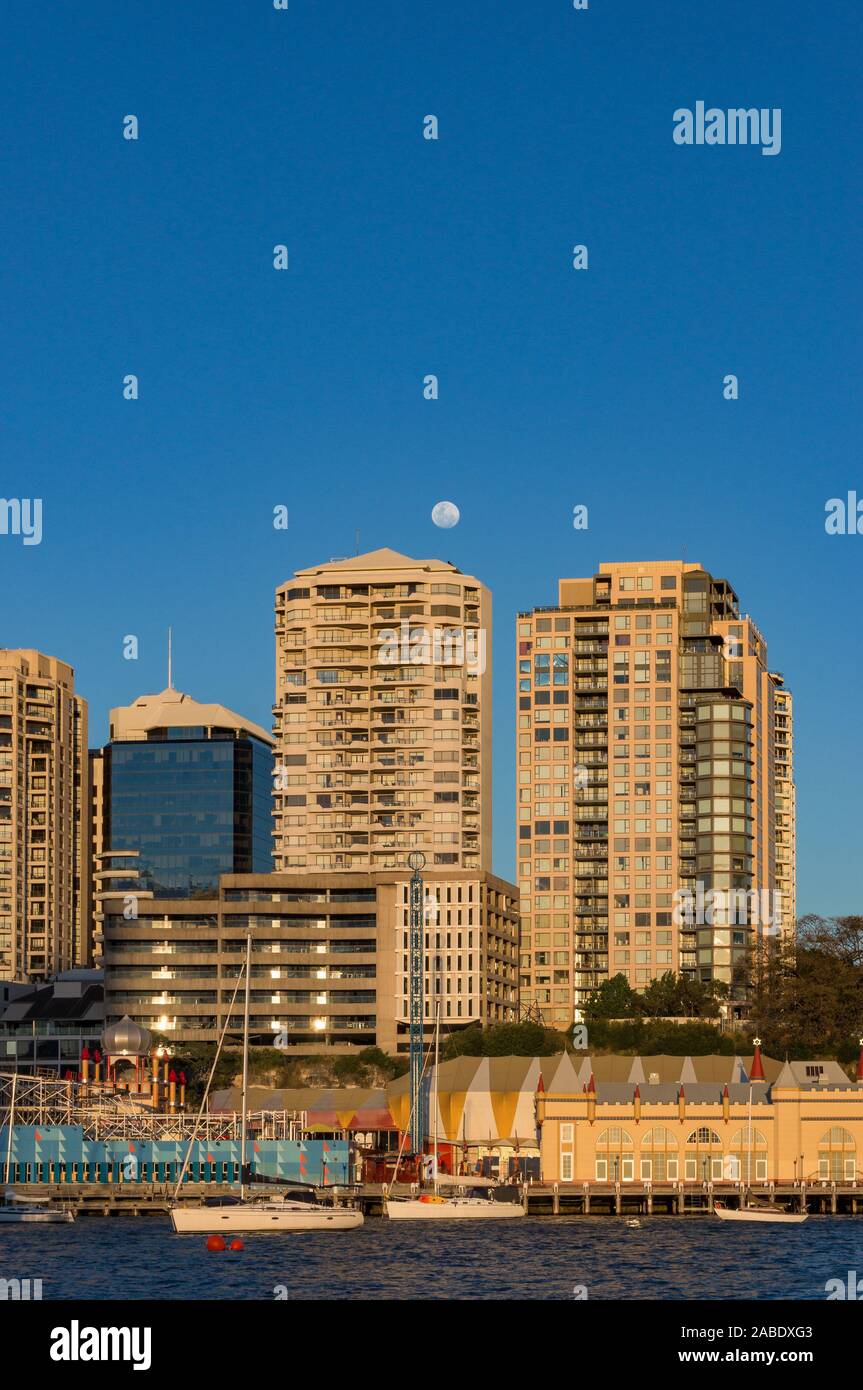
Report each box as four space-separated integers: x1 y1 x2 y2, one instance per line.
0 650 89 980
273 548 492 875
770 675 796 932
516 562 795 1027
91 685 273 902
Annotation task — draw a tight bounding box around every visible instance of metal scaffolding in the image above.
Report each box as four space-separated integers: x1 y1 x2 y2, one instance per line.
407 850 425 1154
0 1072 301 1142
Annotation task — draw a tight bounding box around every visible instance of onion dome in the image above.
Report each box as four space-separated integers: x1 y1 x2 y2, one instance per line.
101 1015 152 1057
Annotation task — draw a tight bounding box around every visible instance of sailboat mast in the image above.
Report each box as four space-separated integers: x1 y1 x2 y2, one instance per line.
240 933 251 1198
4 1071 17 1184
747 1084 753 1190
433 1006 440 1189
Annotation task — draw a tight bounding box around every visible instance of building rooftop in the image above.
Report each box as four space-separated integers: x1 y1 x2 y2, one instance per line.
0 978 104 1026
287 547 471 578
108 686 272 745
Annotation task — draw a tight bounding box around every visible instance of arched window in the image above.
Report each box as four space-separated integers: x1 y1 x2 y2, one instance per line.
685 1127 724 1183
818 1127 856 1182
726 1128 769 1183
640 1127 678 1182
595 1127 634 1183
687 1127 722 1145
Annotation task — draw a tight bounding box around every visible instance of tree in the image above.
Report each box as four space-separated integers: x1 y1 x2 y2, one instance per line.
583 973 641 1020
744 917 863 1060
640 971 727 1019
441 1021 566 1059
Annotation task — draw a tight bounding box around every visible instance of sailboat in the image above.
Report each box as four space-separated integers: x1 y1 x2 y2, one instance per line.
714 1071 807 1224
0 1188 76 1225
171 935 363 1234
384 1009 525 1222
713 1201 807 1225
1 1075 75 1224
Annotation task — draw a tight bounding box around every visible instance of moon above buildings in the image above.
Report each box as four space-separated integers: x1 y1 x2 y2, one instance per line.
431 500 460 528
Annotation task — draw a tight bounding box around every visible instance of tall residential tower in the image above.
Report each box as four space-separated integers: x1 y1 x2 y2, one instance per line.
0 650 89 980
516 561 795 1026
273 548 492 874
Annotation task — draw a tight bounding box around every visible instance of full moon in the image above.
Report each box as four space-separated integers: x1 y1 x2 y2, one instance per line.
431 500 460 529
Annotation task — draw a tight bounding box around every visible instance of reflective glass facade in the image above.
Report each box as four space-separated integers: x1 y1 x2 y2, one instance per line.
107 732 273 898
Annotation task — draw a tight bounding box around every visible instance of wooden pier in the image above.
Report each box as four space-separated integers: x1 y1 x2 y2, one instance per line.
9 1178 863 1218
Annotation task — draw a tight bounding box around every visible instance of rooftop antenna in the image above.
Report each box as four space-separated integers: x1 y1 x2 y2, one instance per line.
167 627 173 690
355 529 360 556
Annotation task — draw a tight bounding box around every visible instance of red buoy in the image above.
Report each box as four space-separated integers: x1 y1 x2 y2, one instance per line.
229 1238 244 1251
206 1235 226 1252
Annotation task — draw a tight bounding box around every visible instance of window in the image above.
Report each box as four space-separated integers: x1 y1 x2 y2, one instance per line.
818 1127 856 1182
728 1129 769 1184
595 1127 634 1182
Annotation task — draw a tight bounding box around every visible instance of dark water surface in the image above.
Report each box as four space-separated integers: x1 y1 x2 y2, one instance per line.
1 1215 860 1300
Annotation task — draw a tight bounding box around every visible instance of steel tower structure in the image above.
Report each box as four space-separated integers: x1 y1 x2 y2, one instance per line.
407 851 426 1154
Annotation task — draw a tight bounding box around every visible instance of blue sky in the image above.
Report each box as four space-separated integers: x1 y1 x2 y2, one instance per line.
1 1 860 912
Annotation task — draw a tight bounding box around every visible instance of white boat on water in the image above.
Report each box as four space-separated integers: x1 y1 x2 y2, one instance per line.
169 934 363 1236
384 1008 525 1221
0 1188 75 1225
171 1192 363 1234
385 1175 525 1222
714 1200 807 1225
712 1066 807 1224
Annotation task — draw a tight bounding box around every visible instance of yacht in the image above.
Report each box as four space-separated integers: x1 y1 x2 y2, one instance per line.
171 1189 363 1233
169 934 363 1235
385 1174 525 1221
0 1188 75 1225
714 1199 807 1225
384 1009 525 1221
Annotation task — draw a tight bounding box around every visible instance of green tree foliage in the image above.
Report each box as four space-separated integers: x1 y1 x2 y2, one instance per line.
746 916 863 1061
441 1021 567 1059
583 971 726 1022
583 973 641 1019
640 971 727 1019
577 1017 741 1056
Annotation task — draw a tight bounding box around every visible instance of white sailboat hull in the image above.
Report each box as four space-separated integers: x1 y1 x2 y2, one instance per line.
714 1205 808 1224
171 1201 364 1233
0 1207 75 1224
386 1197 525 1220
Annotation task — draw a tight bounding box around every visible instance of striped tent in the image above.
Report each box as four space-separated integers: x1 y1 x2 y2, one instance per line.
210 1085 394 1131
387 1056 544 1145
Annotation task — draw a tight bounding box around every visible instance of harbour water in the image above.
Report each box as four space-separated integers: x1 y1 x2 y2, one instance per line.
1 1215 860 1300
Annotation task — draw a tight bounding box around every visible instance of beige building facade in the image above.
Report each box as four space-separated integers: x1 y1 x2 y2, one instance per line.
273 548 492 876
102 869 517 1054
0 650 89 979
516 562 795 1027
537 1051 863 1187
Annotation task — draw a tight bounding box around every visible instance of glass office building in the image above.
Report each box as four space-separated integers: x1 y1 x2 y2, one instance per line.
92 688 273 899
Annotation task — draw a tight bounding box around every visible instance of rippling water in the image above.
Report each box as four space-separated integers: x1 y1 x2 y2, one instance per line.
2 1214 861 1300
